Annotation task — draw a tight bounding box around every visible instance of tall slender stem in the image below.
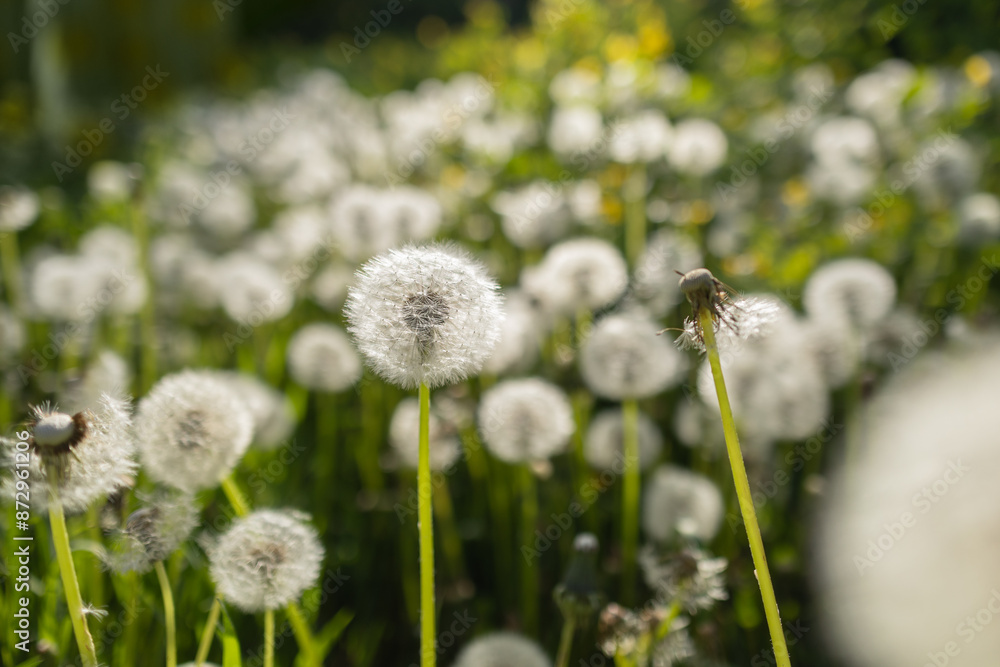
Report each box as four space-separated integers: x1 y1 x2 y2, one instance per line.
621 398 639 606
221 475 251 517
520 465 538 634
0 232 24 315
195 597 222 667
47 479 98 667
154 561 177 667
418 382 437 667
624 163 647 267
264 609 275 667
555 614 577 667
698 308 791 667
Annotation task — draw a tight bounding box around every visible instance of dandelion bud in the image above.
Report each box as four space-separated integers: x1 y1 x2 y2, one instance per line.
453 632 552 667
477 378 574 464
642 465 724 543
581 311 686 400
135 370 253 494
344 243 504 390
286 323 363 393
208 509 324 613
555 533 604 623
584 409 662 472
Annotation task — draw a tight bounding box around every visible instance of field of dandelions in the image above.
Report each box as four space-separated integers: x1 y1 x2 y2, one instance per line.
3 2 1000 666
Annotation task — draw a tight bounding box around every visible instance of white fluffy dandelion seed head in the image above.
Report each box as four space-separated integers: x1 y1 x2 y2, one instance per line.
816 342 1000 667
639 544 728 614
286 323 363 393
310 262 355 312
60 349 133 414
206 371 297 450
609 109 673 164
16 394 137 515
104 491 198 574
453 632 552 667
803 258 896 332
957 192 1000 244
388 397 461 471
541 238 628 315
801 318 862 389
344 243 504 390
209 509 324 613
87 160 136 202
581 312 687 400
547 105 604 157
482 291 542 376
135 370 253 493
477 378 574 464
642 465 724 543
668 118 728 176
329 184 391 262
0 305 25 362
490 181 571 249
216 253 294 324
383 185 442 244
584 409 662 472
0 185 40 231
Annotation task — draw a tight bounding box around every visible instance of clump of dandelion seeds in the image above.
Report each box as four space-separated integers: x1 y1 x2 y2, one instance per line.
453 632 552 667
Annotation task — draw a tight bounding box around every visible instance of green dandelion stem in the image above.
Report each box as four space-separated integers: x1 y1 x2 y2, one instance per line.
520 465 538 634
0 232 24 314
154 561 177 667
47 478 98 667
221 475 251 518
621 397 640 606
285 602 319 666
418 381 437 667
264 609 275 667
195 597 221 667
555 614 577 667
698 307 791 667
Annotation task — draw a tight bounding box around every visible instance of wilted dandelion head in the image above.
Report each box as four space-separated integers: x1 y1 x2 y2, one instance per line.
477 378 574 464
453 632 552 667
598 602 695 664
135 370 253 494
584 409 663 472
344 243 504 390
286 323 363 393
541 238 628 314
803 258 896 332
816 342 1000 667
639 544 728 614
642 465 724 543
11 394 137 515
104 491 198 574
581 311 686 400
208 509 323 613
388 397 461 471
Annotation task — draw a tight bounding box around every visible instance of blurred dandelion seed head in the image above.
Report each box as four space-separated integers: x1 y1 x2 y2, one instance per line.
477 378 574 464
453 631 552 667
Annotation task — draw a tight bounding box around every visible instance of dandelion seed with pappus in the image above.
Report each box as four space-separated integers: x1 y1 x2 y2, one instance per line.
345 242 503 667
134 370 253 494
674 267 791 667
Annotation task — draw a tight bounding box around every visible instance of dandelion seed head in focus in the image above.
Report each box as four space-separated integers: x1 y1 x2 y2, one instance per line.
135 370 253 493
344 243 504 390
208 509 323 613
478 378 574 464
453 632 552 667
